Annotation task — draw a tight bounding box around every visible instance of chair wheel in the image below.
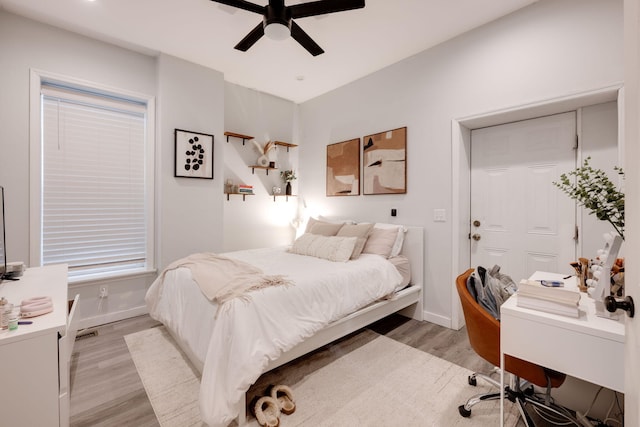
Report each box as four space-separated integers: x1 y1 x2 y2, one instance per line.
468 375 477 386
458 405 471 417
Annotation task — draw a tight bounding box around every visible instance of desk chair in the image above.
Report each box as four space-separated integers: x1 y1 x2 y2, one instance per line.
456 268 579 426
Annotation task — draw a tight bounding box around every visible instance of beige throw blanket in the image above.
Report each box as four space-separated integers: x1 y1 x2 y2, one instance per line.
162 253 292 306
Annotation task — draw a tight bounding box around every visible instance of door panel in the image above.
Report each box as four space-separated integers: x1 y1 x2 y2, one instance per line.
470 112 577 282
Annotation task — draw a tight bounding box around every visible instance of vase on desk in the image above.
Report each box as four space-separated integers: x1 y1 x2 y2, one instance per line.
285 181 292 196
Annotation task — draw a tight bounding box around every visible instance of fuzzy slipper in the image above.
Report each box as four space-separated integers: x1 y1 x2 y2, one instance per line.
267 384 296 415
251 396 280 427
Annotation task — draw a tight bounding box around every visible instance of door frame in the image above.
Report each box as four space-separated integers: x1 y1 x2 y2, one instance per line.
450 84 623 330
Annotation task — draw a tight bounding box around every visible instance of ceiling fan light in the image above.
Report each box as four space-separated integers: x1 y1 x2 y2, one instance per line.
265 22 290 41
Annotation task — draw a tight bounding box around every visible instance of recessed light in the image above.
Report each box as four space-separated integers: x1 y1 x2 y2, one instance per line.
296 75 305 81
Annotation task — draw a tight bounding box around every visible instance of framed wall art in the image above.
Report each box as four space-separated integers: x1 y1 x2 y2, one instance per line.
326 138 360 196
362 127 407 195
174 129 214 179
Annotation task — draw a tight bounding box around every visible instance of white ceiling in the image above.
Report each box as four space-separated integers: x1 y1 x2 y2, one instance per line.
0 0 537 103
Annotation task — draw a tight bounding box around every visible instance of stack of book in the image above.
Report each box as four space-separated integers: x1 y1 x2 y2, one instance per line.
517 280 581 318
238 185 254 195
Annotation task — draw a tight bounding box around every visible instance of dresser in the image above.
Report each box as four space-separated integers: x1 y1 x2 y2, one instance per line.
0 264 79 427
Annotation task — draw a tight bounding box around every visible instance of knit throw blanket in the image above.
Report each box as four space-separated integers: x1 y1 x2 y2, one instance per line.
161 253 293 306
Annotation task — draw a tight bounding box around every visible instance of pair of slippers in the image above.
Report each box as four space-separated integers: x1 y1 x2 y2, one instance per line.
251 384 296 427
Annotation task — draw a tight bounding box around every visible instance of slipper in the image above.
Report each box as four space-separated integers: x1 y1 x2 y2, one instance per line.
251 396 280 427
267 384 296 415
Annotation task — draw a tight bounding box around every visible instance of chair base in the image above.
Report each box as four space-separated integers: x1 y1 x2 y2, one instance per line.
459 372 582 426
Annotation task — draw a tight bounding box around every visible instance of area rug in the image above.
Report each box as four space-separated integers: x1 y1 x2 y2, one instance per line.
125 326 520 427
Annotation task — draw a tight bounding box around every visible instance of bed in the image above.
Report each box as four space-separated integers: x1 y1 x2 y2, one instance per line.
145 222 424 427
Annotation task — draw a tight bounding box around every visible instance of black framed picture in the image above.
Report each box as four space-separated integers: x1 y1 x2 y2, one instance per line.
174 129 214 179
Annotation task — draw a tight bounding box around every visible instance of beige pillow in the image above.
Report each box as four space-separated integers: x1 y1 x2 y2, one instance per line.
289 233 357 262
362 227 399 258
309 221 344 236
336 223 374 259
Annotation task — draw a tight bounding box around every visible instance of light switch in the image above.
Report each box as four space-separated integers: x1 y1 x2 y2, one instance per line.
433 209 446 222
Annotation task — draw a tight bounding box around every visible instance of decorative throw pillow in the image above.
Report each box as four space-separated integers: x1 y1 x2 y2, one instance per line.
289 233 357 262
305 217 345 236
362 227 399 258
336 223 374 259
370 223 406 257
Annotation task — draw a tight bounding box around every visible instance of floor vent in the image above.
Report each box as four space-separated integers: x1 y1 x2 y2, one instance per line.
75 330 99 340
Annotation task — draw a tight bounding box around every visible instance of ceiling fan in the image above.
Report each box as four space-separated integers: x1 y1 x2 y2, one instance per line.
211 0 365 56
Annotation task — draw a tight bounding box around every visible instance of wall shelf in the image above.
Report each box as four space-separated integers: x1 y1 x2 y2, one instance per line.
250 165 277 175
274 141 298 152
273 194 295 202
225 192 254 201
224 131 253 145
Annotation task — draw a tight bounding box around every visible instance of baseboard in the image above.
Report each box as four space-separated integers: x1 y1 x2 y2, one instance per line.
422 310 452 329
77 305 148 329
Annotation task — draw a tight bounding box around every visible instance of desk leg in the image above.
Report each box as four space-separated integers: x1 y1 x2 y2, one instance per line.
500 350 505 427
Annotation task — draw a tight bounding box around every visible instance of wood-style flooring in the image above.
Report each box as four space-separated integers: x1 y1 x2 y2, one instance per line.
68 313 494 427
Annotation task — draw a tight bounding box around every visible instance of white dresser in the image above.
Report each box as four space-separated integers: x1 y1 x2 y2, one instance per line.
0 264 79 427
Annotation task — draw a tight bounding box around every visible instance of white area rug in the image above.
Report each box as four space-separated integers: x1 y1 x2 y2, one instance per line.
125 326 520 427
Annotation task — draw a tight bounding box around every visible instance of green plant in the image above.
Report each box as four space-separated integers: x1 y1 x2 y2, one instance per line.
280 170 297 183
553 157 625 240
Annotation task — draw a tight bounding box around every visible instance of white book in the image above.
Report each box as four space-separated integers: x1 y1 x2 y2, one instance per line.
518 280 581 305
516 295 580 318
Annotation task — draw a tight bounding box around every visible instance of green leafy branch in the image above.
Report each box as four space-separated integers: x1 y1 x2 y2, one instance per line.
553 157 625 240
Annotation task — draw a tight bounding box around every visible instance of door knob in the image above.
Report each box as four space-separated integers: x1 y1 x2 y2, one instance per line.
473 220 481 227
605 295 635 318
472 234 481 241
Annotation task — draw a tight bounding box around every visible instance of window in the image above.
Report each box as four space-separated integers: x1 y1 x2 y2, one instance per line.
31 71 155 280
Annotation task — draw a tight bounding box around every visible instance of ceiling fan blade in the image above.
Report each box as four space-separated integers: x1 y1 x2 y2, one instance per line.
290 21 324 56
209 0 264 15
290 0 365 19
234 22 265 51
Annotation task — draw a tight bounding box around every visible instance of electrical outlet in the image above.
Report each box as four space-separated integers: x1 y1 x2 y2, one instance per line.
99 286 108 298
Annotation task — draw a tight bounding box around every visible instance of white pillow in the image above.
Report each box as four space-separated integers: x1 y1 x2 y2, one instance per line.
289 233 357 262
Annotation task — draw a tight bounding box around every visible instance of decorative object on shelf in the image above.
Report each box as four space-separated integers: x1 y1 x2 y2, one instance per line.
281 170 296 196
251 139 276 168
553 156 625 240
174 129 214 179
363 127 407 195
326 138 360 196
272 186 282 195
225 179 234 194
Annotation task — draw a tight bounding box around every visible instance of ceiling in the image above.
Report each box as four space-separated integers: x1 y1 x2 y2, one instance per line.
0 0 537 103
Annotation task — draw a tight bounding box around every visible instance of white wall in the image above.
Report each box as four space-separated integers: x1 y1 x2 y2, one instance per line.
580 101 621 258
297 0 624 327
223 83 298 250
157 54 225 268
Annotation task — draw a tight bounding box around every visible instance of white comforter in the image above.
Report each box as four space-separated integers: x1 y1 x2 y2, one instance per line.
145 246 403 427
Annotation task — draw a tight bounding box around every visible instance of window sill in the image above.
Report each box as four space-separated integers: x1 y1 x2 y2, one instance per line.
68 267 158 286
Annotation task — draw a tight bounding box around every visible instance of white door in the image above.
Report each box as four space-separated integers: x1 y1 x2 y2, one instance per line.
470 112 577 282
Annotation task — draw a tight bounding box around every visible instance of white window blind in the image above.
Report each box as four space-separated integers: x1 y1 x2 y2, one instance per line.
41 82 148 277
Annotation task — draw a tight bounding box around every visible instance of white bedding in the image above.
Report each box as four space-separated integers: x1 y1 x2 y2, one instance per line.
145 246 404 427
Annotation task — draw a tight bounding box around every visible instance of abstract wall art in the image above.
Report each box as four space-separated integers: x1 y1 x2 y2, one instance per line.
326 138 360 196
174 129 214 179
362 127 407 195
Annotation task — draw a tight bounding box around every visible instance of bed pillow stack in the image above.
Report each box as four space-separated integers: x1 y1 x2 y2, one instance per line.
291 218 406 262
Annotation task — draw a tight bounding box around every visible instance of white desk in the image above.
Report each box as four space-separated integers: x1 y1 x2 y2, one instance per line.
499 271 625 425
0 264 79 427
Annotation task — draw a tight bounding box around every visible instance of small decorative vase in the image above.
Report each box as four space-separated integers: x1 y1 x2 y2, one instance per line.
257 155 269 167
285 181 292 196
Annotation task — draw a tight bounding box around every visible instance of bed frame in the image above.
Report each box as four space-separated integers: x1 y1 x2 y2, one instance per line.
237 226 424 425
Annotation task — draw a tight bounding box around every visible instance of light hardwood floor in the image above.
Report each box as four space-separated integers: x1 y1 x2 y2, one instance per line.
69 313 493 427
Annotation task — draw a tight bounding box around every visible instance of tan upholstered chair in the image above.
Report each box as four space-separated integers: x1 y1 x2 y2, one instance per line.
456 268 578 426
